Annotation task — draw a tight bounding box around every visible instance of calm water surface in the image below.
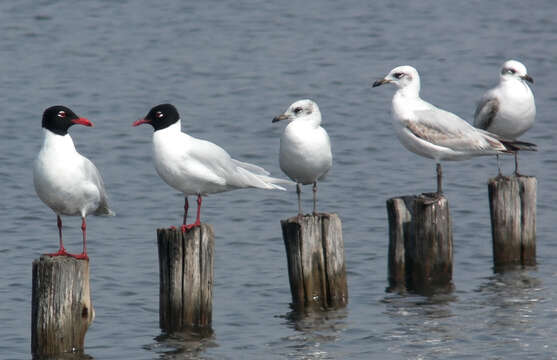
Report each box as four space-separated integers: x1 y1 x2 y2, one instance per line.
1 1 557 359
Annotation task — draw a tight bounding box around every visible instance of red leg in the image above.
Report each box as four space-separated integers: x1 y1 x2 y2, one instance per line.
70 217 89 260
181 195 202 232
183 197 189 225
46 215 70 257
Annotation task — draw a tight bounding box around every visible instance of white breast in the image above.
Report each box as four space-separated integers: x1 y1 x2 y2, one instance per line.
33 131 102 217
490 81 536 138
279 121 332 184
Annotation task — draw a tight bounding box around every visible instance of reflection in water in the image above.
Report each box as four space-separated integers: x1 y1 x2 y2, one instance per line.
277 308 348 359
476 268 542 333
382 292 457 358
33 352 94 360
145 328 217 360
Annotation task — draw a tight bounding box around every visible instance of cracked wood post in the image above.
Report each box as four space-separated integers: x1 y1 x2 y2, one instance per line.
280 213 348 311
31 256 94 356
157 224 214 333
488 175 536 269
386 195 453 293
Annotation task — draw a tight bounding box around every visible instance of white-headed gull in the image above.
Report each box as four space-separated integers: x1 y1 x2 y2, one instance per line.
474 59 536 174
273 99 332 215
33 105 114 260
372 65 536 196
133 103 291 231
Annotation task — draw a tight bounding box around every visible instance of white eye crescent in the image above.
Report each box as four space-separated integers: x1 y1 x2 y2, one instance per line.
57 110 66 118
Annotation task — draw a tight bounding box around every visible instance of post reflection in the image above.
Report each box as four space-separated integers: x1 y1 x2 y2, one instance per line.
382 292 457 357
146 328 217 360
278 308 348 359
476 268 542 332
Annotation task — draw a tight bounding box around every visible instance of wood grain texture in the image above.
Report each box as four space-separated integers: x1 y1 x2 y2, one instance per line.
281 213 347 311
386 195 453 293
157 224 214 333
488 175 536 269
31 256 94 356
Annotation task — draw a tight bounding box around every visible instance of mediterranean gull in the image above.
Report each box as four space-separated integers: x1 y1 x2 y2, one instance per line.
33 105 114 260
133 103 291 231
474 59 536 174
273 99 332 215
372 65 536 197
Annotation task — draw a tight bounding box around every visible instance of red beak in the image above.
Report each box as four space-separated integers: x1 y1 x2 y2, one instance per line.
72 117 93 127
132 119 150 127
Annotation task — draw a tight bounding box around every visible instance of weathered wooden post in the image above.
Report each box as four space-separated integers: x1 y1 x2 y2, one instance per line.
386 195 453 293
157 225 214 333
31 256 94 356
488 174 536 269
280 213 348 311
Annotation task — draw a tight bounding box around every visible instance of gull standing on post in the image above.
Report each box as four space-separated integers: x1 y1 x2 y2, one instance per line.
474 60 536 174
273 99 332 215
133 103 291 231
372 65 536 197
33 105 114 260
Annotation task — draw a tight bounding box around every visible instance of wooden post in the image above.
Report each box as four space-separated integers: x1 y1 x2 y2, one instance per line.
157 225 214 333
488 175 536 269
386 195 453 293
31 256 94 356
280 213 348 311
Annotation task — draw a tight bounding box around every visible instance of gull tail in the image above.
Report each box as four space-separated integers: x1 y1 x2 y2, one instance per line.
500 138 538 152
233 164 293 191
95 204 116 216
477 129 538 153
256 174 295 191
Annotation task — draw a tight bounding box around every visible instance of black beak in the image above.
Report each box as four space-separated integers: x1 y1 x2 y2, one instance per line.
372 78 390 87
272 114 289 123
521 74 534 84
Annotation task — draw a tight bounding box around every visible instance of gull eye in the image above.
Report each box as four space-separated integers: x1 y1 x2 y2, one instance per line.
502 68 516 75
393 72 405 79
156 111 164 119
293 107 303 114
57 110 66 118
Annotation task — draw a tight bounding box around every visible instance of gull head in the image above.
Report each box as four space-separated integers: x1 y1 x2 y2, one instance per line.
373 65 421 94
133 103 180 131
273 99 321 124
500 59 533 84
42 105 93 136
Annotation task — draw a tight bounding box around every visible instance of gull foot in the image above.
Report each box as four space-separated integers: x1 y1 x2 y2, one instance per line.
181 222 200 232
420 192 443 205
45 248 71 257
68 252 89 261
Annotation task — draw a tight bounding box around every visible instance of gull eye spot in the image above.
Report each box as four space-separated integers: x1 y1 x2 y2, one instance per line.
57 111 66 118
393 72 405 79
293 107 303 114
156 111 164 119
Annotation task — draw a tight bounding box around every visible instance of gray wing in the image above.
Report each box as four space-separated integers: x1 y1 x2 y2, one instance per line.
473 97 499 130
82 157 114 216
410 107 505 152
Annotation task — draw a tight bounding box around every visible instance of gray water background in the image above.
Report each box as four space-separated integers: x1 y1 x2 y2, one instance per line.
1 1 557 359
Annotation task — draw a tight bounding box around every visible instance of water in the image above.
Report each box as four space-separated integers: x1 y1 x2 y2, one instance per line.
1 0 557 358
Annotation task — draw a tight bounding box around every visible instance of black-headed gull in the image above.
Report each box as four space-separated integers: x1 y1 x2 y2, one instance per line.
33 105 114 260
373 65 536 196
474 60 536 174
133 103 290 231
273 99 332 215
